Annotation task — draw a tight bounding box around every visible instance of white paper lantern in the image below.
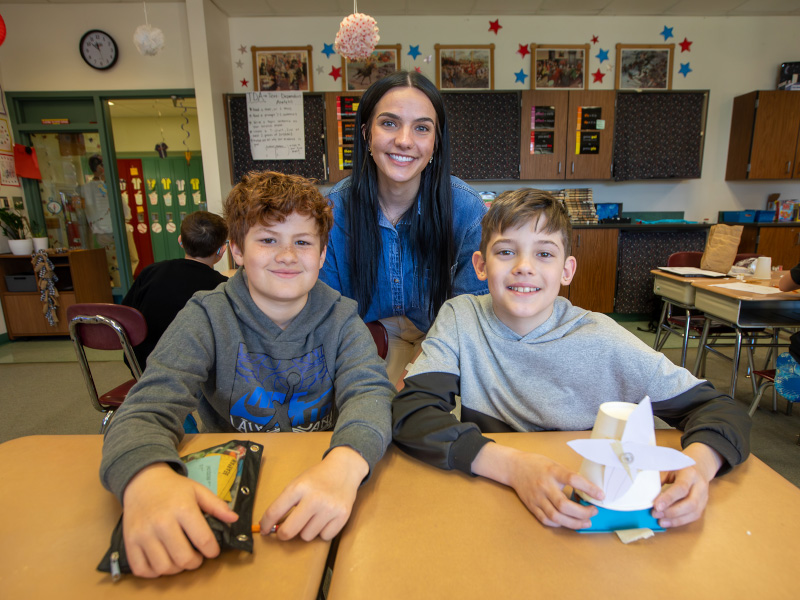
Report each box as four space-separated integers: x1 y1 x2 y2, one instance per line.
133 24 165 56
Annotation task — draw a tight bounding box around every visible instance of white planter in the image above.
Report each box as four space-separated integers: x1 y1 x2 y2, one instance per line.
8 238 34 255
32 237 49 252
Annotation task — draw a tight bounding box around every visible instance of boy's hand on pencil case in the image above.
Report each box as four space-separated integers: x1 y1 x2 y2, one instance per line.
121 463 239 578
259 446 369 542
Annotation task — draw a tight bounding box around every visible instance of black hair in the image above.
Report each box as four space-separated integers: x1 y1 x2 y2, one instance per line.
348 70 454 321
88 154 103 174
180 211 228 258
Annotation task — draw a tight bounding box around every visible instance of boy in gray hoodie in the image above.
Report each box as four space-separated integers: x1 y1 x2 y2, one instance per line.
101 171 393 578
392 189 750 531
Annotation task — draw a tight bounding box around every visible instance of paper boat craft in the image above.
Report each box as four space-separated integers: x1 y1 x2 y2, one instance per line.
567 397 695 533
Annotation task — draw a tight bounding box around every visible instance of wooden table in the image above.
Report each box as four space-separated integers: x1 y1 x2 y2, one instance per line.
328 431 797 600
0 433 333 599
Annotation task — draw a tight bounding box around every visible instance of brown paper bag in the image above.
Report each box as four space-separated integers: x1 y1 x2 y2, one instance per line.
701 224 743 273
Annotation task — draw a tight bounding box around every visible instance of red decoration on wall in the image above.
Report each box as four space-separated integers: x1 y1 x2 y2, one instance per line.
592 69 605 83
517 44 530 58
240 78 249 87
679 38 693 52
591 35 599 44
489 20 502 35
0 15 6 47
415 66 422 73
329 66 342 81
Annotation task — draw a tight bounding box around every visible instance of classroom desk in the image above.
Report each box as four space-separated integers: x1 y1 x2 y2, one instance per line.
327 432 797 600
651 269 736 367
691 276 800 396
0 433 333 599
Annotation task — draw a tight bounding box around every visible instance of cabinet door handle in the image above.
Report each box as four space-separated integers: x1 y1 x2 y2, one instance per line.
576 233 581 248
571 162 575 174
558 161 562 174
787 161 793 174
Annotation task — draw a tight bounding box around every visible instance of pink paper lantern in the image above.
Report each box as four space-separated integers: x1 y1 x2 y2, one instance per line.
0 15 7 47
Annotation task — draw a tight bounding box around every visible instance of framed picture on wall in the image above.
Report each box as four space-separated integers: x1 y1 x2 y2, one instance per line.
435 44 495 90
0 153 20 187
251 46 314 92
342 44 401 91
531 44 589 90
616 44 674 90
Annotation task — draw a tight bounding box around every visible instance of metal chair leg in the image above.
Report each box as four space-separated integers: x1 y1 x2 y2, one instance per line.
730 329 743 398
653 300 668 350
749 380 774 417
693 318 712 377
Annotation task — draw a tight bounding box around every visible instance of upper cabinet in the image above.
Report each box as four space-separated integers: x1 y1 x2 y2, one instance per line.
726 90 800 180
612 91 708 181
520 90 616 181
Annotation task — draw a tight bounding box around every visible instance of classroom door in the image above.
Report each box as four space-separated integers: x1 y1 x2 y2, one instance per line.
116 158 154 277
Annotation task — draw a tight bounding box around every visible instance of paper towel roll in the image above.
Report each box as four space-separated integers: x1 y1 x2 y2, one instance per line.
754 256 772 279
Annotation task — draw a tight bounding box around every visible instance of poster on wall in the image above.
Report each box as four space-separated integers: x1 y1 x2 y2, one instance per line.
0 153 20 187
0 119 11 153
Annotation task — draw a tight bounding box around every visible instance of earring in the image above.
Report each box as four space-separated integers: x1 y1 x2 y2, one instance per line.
369 147 373 157
429 156 433 164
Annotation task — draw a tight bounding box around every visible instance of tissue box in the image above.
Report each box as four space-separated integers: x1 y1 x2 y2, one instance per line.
4 274 37 292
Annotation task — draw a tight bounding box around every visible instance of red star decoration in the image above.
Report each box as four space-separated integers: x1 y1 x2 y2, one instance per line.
592 69 605 83
240 78 249 87
517 44 530 58
329 66 342 81
591 35 599 45
415 66 422 73
489 19 502 35
679 37 693 52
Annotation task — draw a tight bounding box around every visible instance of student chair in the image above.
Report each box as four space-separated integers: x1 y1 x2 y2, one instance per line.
67 303 147 434
366 321 389 360
749 352 800 418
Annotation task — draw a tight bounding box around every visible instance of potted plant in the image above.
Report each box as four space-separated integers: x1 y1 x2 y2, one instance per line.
0 208 34 255
30 220 49 252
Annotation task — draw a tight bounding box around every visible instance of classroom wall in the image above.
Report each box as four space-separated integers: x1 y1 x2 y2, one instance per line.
111 116 202 154
228 14 800 221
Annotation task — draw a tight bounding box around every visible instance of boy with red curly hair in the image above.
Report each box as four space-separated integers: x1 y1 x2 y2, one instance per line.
101 171 393 578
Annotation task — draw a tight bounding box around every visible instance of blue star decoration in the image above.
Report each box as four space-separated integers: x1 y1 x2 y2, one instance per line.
679 62 692 77
661 26 674 41
515 69 528 84
408 45 421 60
322 43 336 58
596 49 609 63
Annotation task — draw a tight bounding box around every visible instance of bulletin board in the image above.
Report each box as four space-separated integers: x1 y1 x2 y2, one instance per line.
443 92 520 180
612 91 708 181
224 93 327 184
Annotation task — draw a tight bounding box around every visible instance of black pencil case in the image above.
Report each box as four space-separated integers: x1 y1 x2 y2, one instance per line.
98 439 263 579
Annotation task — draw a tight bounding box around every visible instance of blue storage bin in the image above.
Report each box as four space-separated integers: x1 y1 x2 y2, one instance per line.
720 210 755 223
755 210 775 223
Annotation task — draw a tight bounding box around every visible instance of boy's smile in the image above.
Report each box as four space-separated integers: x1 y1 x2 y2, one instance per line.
472 219 576 337
230 212 326 329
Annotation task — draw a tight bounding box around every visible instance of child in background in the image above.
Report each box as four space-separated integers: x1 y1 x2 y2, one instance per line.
392 188 750 530
100 171 393 578
121 210 229 371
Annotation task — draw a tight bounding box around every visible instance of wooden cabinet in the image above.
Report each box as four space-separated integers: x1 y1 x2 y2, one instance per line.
756 226 800 270
560 228 619 313
520 90 615 181
726 91 800 180
0 248 112 339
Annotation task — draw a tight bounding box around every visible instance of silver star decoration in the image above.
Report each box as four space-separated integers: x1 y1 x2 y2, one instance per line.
236 60 244 69
316 66 324 74
238 45 247 54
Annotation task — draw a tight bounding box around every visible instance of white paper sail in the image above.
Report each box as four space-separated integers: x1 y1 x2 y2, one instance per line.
567 397 695 505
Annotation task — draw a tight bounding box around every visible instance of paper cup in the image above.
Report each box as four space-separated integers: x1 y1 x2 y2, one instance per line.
754 256 772 279
575 402 662 511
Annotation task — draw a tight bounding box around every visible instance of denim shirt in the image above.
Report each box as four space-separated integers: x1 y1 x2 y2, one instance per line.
321 176 489 333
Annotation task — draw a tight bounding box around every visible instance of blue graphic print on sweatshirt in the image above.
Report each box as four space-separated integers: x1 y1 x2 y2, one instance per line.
230 343 334 433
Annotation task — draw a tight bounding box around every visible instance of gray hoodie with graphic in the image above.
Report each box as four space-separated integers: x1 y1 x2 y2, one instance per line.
101 270 393 501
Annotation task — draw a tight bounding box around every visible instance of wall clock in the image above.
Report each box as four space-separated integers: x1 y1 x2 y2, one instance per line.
79 30 118 70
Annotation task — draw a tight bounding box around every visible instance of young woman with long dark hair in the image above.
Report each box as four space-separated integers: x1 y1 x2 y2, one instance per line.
321 71 488 381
